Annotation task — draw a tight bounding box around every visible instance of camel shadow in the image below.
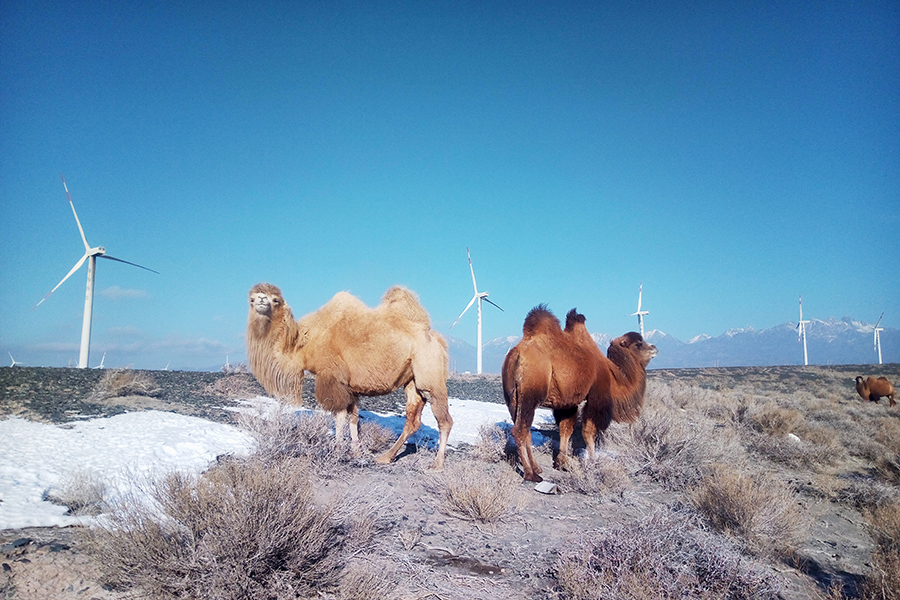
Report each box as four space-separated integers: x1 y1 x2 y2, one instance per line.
358 410 442 450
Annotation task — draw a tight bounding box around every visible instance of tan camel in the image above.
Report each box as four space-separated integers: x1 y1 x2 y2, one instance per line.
502 305 658 482
855 376 895 407
246 283 453 469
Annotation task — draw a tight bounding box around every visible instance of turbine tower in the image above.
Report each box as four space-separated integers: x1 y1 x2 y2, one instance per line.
874 312 884 365
797 295 810 366
450 247 502 374
630 283 650 337
34 176 158 368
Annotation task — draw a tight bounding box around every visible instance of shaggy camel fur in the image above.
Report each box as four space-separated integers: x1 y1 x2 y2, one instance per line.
855 376 895 407
502 305 658 482
246 283 453 469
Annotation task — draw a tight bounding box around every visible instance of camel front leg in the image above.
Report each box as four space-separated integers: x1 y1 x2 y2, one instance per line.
376 382 426 465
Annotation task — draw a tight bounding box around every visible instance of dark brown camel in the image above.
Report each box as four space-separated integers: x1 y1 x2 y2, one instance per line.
855 376 895 407
502 305 658 482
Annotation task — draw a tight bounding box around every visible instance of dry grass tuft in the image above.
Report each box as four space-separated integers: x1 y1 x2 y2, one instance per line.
556 453 631 496
471 422 516 464
202 373 263 399
745 401 804 436
431 460 524 523
553 507 781 600
43 468 108 516
860 501 900 600
85 456 347 599
91 368 160 399
691 463 807 555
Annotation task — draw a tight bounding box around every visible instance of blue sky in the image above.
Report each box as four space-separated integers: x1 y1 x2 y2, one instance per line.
1 1 898 370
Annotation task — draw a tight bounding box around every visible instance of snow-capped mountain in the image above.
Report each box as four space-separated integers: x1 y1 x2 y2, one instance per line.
447 317 897 373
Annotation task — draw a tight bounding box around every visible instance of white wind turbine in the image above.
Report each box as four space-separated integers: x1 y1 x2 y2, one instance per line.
8 352 21 367
630 283 650 337
450 247 502 374
874 312 884 365
797 295 810 366
34 176 158 369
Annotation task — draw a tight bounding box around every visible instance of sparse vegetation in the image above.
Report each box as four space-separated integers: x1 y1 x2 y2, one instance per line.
553 507 781 599
431 460 525 523
91 368 160 399
44 468 108 516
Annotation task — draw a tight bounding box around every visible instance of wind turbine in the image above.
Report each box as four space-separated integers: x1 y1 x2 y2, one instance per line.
630 283 650 337
450 247 502 374
874 312 884 365
94 352 106 369
34 175 158 369
797 295 810 366
8 352 21 367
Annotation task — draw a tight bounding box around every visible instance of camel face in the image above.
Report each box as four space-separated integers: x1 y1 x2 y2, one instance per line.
248 284 284 320
612 332 659 367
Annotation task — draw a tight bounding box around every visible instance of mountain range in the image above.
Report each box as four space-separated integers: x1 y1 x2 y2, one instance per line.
447 316 897 373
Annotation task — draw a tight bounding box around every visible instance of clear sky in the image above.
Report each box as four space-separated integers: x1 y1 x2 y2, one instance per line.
1 1 898 370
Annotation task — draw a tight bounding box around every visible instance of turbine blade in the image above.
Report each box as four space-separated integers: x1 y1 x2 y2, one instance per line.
98 254 160 274
467 247 478 294
34 253 89 308
874 312 883 329
61 175 90 252
451 295 477 328
637 283 643 311
484 297 503 311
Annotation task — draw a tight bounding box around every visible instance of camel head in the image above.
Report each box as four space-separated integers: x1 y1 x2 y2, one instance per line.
249 283 284 319
610 332 659 368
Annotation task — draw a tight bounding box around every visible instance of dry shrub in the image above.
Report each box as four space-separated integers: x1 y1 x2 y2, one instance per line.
749 430 831 469
357 419 397 454
432 460 524 523
237 407 346 475
613 404 743 490
86 456 346 599
338 561 397 600
202 373 263 399
92 368 160 399
691 463 807 555
471 422 515 464
556 453 631 496
44 468 108 516
860 501 900 600
745 402 804 436
554 507 780 600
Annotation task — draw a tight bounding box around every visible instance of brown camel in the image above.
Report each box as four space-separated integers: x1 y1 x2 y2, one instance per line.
246 283 453 470
502 305 658 482
855 376 895 407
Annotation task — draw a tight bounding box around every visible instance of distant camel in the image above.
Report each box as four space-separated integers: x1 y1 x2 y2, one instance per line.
246 283 453 469
855 376 895 407
502 305 658 482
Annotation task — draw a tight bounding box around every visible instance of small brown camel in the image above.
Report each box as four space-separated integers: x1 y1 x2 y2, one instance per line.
246 283 453 470
502 305 658 482
855 376 895 407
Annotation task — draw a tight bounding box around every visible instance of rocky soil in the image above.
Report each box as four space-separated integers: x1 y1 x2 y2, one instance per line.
2 365 899 599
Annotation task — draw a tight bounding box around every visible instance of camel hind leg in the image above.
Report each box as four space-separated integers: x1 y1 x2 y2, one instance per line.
426 384 453 471
376 381 427 465
512 389 544 482
553 406 579 471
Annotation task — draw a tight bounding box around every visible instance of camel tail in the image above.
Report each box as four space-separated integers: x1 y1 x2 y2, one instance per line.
502 347 520 422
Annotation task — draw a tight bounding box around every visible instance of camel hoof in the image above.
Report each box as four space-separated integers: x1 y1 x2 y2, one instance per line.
524 473 543 483
374 453 393 465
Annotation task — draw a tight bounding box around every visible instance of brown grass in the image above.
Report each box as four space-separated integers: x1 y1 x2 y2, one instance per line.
859 501 900 600
91 368 160 399
431 459 525 523
553 507 781 599
85 456 347 599
691 463 807 555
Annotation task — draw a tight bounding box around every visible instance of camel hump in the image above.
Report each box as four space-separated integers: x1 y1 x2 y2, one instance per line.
877 376 891 383
523 304 561 338
380 286 431 327
564 308 586 332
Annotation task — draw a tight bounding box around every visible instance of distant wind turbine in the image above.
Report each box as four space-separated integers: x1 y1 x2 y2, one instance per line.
34 175 159 369
630 283 650 337
874 312 884 365
94 352 106 369
797 296 810 366
450 247 502 374
8 352 21 367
